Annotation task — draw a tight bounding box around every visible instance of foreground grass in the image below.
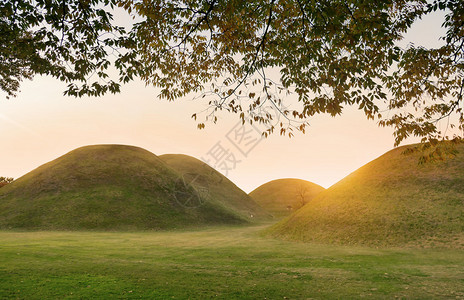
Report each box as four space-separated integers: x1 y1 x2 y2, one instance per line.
1 226 463 299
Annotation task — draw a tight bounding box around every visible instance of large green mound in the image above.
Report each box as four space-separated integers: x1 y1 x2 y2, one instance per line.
249 178 325 218
269 144 464 248
0 145 252 230
160 154 271 221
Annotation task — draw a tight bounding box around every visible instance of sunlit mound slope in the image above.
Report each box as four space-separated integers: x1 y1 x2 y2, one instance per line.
0 145 251 230
269 144 464 248
249 179 325 218
160 154 271 221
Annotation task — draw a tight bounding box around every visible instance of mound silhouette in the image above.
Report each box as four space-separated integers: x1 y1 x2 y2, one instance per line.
269 144 464 248
249 179 325 218
0 145 251 230
160 154 271 221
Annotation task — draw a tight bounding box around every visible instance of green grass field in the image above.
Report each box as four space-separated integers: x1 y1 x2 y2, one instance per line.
270 144 464 247
249 178 325 218
0 145 263 231
1 225 463 299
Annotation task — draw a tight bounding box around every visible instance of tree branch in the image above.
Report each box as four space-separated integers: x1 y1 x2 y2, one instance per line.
176 0 217 48
218 0 276 108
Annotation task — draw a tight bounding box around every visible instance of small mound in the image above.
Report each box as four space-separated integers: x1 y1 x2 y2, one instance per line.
0 145 250 230
160 154 271 221
249 179 325 218
269 144 464 248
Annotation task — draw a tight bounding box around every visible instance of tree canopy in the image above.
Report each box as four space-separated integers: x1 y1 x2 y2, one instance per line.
0 0 139 98
1 0 463 154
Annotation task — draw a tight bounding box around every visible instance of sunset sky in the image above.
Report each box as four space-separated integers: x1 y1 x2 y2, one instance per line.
0 10 445 193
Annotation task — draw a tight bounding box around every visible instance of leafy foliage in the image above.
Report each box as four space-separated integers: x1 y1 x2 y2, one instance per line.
2 0 464 151
124 0 464 147
0 177 13 188
0 0 139 98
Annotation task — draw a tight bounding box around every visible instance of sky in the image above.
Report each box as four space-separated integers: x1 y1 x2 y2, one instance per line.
0 8 446 193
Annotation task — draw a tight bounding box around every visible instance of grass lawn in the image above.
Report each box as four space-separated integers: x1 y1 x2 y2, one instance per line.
1 225 463 299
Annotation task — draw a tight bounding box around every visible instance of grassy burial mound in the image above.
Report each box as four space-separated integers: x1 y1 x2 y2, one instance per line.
160 154 271 221
269 144 464 248
249 179 325 218
0 145 252 230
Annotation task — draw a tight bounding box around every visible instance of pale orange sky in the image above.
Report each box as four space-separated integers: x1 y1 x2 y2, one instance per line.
0 10 445 193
